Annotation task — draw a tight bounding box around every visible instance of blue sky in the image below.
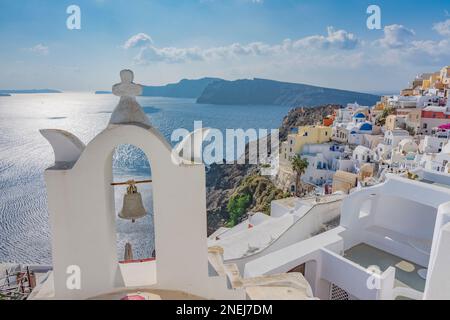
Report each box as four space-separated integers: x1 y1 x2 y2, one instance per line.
1 0 450 92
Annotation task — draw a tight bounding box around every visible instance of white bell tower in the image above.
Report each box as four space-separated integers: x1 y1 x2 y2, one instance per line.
40 70 242 299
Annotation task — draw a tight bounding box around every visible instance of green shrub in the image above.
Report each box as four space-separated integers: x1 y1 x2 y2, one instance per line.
226 193 251 227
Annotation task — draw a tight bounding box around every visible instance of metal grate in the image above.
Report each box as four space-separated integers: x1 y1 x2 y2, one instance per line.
330 284 349 300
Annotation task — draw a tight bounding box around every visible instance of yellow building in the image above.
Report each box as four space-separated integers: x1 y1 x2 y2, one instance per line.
400 88 414 96
421 72 443 91
440 66 450 85
281 125 332 163
385 114 406 131
395 108 421 133
332 170 358 194
371 99 387 121
430 72 441 84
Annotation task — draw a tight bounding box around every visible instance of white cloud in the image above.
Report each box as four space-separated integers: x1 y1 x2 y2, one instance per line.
368 22 450 67
293 27 359 50
433 19 450 36
26 44 49 56
124 27 359 64
123 33 153 49
408 39 450 64
137 46 204 64
119 21 450 92
375 24 415 49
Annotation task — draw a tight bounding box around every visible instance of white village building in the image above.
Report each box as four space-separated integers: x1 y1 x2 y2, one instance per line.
352 145 374 170
300 144 353 187
374 129 411 162
333 109 374 145
382 138 419 170
419 135 449 154
419 141 450 174
334 102 369 124
387 94 441 109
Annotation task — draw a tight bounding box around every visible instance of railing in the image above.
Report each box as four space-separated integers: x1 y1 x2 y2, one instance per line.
0 266 35 300
320 248 396 300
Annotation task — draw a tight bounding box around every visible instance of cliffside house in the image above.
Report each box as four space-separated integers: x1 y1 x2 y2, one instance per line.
280 125 332 164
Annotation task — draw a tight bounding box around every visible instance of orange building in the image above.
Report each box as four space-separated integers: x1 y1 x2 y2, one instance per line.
323 115 334 127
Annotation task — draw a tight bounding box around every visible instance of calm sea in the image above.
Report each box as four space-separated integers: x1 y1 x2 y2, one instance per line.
0 93 290 264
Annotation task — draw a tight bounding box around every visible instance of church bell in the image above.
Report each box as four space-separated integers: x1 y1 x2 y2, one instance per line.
119 181 147 222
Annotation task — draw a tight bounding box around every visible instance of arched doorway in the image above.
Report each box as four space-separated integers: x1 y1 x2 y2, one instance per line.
112 144 154 262
290 184 296 193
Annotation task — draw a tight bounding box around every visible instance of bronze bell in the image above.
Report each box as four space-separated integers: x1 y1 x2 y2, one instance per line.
119 181 147 222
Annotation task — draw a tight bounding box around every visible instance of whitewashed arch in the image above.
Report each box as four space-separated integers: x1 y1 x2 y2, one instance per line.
43 124 211 299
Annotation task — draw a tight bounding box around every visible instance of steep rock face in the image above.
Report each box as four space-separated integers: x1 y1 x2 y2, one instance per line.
279 104 340 140
206 163 257 234
205 104 341 234
142 78 221 98
197 78 380 107
230 174 289 214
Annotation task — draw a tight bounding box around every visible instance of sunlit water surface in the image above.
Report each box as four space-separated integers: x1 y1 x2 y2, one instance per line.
0 93 290 264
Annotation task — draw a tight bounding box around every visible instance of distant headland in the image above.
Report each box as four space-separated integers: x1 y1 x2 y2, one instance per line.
0 89 62 94
135 77 380 107
197 78 380 107
141 77 221 99
95 91 112 95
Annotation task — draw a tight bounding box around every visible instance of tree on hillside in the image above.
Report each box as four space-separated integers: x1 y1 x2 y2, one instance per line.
375 107 395 126
226 193 251 227
291 155 309 196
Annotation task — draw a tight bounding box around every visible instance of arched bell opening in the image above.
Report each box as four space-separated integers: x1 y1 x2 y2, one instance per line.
112 144 155 263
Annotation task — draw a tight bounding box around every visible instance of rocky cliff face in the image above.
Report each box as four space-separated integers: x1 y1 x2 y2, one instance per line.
205 104 341 234
206 163 257 234
279 104 340 140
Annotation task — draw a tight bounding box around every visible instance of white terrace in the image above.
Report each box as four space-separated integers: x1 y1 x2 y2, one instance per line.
242 174 450 300
208 194 344 273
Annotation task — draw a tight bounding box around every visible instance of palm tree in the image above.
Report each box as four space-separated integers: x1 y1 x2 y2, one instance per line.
291 155 309 196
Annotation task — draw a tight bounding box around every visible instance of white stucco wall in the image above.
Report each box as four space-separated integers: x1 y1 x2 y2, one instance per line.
230 198 343 273
424 202 450 300
373 196 436 240
44 124 241 299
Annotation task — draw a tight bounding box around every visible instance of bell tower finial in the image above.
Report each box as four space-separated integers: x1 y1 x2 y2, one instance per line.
120 69 133 83
109 69 151 126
